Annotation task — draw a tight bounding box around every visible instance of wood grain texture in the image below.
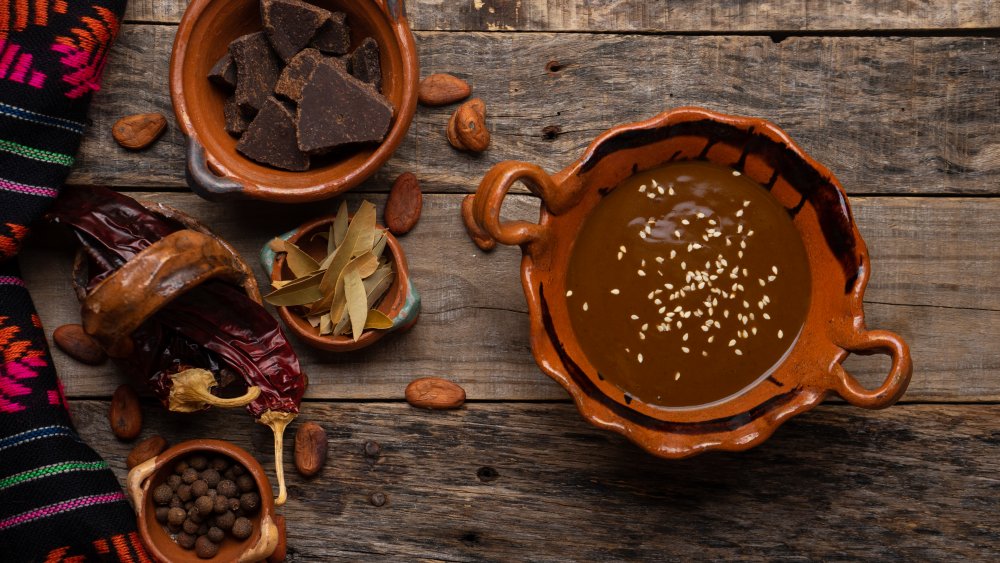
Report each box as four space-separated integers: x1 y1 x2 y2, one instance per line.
21 192 999 401
72 28 1000 195
123 0 1000 31
71 400 1000 560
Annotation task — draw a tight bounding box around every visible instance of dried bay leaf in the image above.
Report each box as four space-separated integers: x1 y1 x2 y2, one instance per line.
307 315 322 328
372 230 388 259
319 313 332 335
282 240 320 277
319 202 375 294
364 309 393 329
264 271 324 306
333 200 349 248
344 268 368 341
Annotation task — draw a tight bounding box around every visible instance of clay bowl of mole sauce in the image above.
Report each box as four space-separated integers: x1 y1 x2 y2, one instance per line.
171 0 418 203
259 214 420 352
127 440 279 563
462 106 913 458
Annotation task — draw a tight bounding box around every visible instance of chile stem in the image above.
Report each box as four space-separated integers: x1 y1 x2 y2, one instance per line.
257 410 296 506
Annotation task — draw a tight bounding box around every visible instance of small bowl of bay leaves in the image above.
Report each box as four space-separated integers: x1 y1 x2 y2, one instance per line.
259 200 420 351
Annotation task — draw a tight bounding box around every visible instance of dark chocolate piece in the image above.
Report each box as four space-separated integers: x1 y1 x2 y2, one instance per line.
229 32 283 114
208 53 237 90
223 96 251 138
348 37 382 91
310 12 350 55
296 59 392 154
237 97 310 171
274 48 325 102
261 0 330 62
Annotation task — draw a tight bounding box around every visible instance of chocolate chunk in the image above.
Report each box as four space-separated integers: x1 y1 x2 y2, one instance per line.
207 53 237 90
261 0 330 62
237 97 310 171
296 59 392 154
274 48 325 102
223 96 251 138
348 37 382 91
229 32 282 114
310 12 350 55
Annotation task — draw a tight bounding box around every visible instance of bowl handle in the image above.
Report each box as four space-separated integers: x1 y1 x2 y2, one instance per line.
125 457 159 515
186 137 244 200
461 161 559 251
374 0 407 22
239 514 279 563
830 329 912 409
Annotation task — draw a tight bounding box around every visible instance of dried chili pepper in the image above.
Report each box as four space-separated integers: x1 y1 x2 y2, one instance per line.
47 186 306 504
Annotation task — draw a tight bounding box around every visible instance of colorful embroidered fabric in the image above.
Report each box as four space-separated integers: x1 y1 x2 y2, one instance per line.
0 0 150 560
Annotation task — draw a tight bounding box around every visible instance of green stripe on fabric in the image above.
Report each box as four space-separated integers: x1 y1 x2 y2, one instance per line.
0 461 108 491
0 138 74 166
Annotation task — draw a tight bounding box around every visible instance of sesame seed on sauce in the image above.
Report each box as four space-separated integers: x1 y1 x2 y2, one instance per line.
611 289 620 295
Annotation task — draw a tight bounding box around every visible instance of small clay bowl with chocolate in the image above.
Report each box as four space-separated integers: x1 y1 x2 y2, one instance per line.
127 439 279 562
171 0 418 203
462 106 912 458
259 215 420 352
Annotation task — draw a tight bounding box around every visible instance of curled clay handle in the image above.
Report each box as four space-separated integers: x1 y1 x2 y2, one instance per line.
375 0 407 22
831 329 913 409
239 514 279 563
462 162 559 251
125 456 159 515
82 229 252 358
186 137 244 201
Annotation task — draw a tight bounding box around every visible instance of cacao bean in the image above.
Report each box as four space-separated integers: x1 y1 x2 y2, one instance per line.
127 435 167 469
112 113 167 150
384 172 422 235
53 324 106 365
454 98 490 153
294 421 327 477
418 73 471 106
109 384 142 440
405 377 466 410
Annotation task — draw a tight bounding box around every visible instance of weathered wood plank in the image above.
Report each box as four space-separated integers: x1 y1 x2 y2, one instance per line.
124 0 1000 31
73 29 1000 195
70 400 1000 560
20 193 999 401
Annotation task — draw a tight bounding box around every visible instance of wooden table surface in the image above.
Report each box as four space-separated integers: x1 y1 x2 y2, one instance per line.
22 0 1000 560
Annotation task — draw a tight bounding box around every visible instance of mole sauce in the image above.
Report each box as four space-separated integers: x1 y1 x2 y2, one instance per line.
566 162 811 408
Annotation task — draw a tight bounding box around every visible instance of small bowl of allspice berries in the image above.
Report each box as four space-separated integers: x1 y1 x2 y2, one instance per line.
127 439 280 562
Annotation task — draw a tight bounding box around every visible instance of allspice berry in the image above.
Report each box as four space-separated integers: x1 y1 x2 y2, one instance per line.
195 536 219 559
167 507 186 526
201 469 221 488
189 456 208 471
191 479 209 497
215 510 236 531
213 495 229 514
231 517 253 540
216 479 238 498
195 495 214 516
177 484 193 502
167 474 182 489
154 507 170 524
210 457 229 472
177 532 196 550
207 526 225 543
153 484 173 505
182 518 199 535
182 468 200 484
236 474 255 493
239 492 260 514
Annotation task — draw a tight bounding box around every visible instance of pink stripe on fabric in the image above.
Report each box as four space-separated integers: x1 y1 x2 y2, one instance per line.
28 70 46 88
9 52 31 83
0 276 26 287
0 178 59 198
0 41 18 78
0 492 125 531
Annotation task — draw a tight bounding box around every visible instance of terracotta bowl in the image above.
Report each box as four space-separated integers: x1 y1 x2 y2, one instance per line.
127 439 279 563
462 106 913 458
259 215 420 351
171 0 419 202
